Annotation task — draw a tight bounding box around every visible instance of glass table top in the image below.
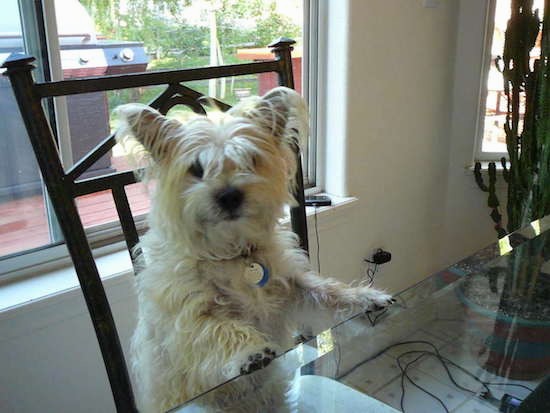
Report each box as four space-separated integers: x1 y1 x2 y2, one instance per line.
172 216 550 413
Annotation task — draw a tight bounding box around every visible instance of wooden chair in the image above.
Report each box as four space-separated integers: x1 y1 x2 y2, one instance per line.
1 38 308 412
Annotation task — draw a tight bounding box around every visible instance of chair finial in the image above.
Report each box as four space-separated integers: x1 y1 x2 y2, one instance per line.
1 53 36 71
268 37 296 50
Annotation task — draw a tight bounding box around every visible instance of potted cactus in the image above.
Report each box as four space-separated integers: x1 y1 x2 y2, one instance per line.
471 0 550 379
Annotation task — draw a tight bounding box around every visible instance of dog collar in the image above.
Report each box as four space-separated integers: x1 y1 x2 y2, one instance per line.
244 262 270 287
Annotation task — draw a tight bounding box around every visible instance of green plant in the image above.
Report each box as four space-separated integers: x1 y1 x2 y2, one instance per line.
474 0 550 304
476 0 550 237
473 0 550 379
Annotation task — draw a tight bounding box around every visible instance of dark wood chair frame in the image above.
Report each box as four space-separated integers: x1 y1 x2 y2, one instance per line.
1 38 308 412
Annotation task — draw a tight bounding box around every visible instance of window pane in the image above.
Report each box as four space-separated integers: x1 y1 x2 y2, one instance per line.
481 0 544 153
58 1 303 88
76 183 151 228
56 0 306 231
1 0 309 262
0 0 53 258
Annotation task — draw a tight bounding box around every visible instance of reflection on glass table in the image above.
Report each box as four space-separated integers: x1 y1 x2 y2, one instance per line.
172 216 550 413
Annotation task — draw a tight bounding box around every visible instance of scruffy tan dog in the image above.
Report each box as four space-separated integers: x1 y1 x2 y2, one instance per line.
115 87 393 412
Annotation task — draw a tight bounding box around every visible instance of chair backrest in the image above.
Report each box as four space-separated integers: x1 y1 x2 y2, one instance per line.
1 38 308 413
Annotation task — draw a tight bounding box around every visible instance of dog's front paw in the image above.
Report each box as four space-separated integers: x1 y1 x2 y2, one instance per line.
239 348 276 375
361 288 396 312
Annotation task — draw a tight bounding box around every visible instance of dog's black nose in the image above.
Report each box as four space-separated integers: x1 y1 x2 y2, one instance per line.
216 187 244 213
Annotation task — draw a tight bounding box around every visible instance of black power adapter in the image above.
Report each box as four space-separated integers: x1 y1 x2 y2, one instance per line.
366 249 392 265
363 249 391 286
305 195 332 207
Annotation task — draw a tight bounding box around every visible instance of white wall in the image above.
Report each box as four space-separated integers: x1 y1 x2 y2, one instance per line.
0 275 136 413
320 0 458 290
317 0 502 289
0 1 506 412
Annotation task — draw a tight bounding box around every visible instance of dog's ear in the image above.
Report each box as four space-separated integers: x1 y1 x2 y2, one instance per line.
255 88 292 139
258 87 308 143
115 103 180 163
240 87 309 195
234 87 309 147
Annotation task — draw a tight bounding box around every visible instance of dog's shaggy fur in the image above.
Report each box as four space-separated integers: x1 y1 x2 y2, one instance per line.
115 87 393 412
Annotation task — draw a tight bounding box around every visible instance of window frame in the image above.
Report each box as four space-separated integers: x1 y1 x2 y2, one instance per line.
302 0 318 188
0 0 323 280
474 0 508 161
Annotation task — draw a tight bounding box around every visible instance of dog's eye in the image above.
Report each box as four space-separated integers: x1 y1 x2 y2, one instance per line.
188 161 204 179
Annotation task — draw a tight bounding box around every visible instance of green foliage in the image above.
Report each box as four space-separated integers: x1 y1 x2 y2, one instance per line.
216 0 301 52
80 0 206 58
79 0 299 116
79 0 301 61
474 0 550 304
254 9 301 47
476 0 550 236
501 0 545 233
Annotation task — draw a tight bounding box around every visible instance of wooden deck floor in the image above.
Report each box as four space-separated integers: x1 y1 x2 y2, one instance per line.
0 156 150 257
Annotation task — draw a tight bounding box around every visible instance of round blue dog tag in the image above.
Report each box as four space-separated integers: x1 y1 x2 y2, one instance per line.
244 262 270 287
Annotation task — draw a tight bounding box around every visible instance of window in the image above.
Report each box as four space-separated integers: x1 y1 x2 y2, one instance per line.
0 1 56 260
477 0 544 159
0 0 319 272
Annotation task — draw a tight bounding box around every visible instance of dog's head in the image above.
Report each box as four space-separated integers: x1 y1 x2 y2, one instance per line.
116 87 308 259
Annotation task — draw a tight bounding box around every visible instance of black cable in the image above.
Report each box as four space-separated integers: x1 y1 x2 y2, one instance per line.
365 308 389 327
337 340 440 380
314 206 320 273
398 351 536 400
400 350 490 395
337 338 534 413
335 340 448 413
392 348 534 396
334 341 342 376
323 277 534 412
397 295 408 309
484 382 534 392
365 312 375 326
395 348 538 413
363 261 378 286
398 352 450 413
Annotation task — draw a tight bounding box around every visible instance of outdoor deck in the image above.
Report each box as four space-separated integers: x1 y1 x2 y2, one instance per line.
0 156 150 257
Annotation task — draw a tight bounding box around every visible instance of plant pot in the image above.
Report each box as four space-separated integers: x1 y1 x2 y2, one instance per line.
457 274 550 380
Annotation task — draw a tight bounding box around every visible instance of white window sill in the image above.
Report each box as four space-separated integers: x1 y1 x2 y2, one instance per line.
0 195 357 315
